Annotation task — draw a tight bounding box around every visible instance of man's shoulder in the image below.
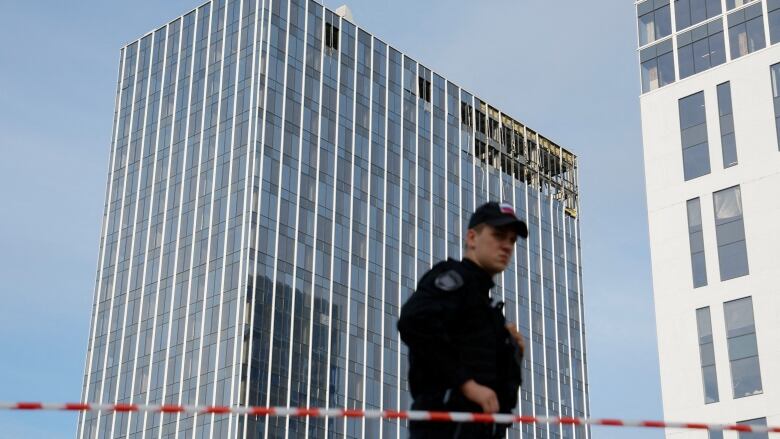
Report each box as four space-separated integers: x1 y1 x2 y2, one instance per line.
418 258 469 293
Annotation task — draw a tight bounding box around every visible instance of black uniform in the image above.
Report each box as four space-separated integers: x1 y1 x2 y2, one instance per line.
397 257 523 439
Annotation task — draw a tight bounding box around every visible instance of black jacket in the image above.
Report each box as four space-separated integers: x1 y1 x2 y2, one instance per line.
397 257 523 414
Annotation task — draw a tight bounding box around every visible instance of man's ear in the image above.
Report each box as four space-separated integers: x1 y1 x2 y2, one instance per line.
465 228 476 250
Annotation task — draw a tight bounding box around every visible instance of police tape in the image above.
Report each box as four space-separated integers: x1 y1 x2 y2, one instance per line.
2 402 779 433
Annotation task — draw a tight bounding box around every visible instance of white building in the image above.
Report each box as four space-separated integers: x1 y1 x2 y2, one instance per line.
637 0 780 437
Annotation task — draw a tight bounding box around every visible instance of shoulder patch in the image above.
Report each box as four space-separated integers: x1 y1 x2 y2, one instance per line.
434 270 464 291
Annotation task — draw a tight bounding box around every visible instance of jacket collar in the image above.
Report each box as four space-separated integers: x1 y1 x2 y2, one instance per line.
460 257 495 290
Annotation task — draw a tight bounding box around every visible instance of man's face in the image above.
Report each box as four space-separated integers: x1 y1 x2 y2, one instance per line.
466 224 518 274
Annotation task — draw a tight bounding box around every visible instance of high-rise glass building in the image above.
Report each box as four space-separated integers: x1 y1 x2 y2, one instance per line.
78 0 589 438
637 0 780 436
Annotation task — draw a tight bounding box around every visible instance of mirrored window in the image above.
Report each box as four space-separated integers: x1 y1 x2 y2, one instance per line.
678 20 726 79
641 40 675 92
724 297 762 398
676 0 722 31
696 307 719 403
638 0 673 46
679 92 711 180
769 0 780 43
717 82 738 167
687 198 708 287
737 418 769 439
728 3 766 59
771 63 780 149
713 185 749 280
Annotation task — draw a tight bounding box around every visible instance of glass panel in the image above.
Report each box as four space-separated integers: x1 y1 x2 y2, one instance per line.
709 32 727 67
676 0 693 29
724 297 755 337
724 297 762 398
710 431 724 439
718 240 749 280
688 199 708 287
656 5 672 38
702 364 719 403
693 38 711 72
717 82 733 115
731 356 763 397
696 307 713 338
728 334 758 360
683 142 711 180
730 23 749 58
682 123 708 148
679 92 706 129
678 43 695 78
746 16 767 52
738 418 769 439
713 186 742 222
728 0 757 10
770 9 780 44
696 308 719 403
692 252 708 286
659 51 676 86
715 219 746 245
639 12 655 46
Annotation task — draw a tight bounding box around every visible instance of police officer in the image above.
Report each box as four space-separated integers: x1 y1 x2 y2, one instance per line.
397 201 528 439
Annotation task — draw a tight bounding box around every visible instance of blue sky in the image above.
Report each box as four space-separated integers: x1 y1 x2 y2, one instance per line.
0 1 662 438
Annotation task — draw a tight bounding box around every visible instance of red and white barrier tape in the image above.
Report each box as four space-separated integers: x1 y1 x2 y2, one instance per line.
1 402 778 434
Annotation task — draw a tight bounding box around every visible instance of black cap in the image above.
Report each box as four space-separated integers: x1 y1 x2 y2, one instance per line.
468 201 528 238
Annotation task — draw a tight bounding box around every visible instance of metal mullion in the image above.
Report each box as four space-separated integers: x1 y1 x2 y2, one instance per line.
263 0 293 435
188 2 229 435
521 125 536 439
360 32 374 439
193 0 235 435
138 20 187 438
532 131 550 439
226 0 263 436
283 1 310 435
303 4 327 437
206 0 249 437
573 208 589 439
124 28 174 439
78 43 128 439
152 15 196 438
203 0 244 437
323 9 343 438
342 17 359 435
394 52 404 439
169 7 217 438
172 6 215 436
243 0 274 436
94 39 143 439
378 38 389 439
547 187 563 439
109 30 159 439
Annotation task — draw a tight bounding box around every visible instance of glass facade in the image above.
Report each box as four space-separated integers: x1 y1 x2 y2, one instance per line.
637 0 778 92
78 1 588 438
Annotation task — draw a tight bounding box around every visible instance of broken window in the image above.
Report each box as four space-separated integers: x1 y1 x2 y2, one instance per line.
418 76 431 103
475 111 486 134
325 22 339 51
460 102 473 127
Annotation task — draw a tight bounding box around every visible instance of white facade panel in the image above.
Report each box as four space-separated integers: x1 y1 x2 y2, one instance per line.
641 24 780 438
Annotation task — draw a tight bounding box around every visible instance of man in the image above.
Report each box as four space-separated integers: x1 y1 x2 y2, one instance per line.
398 201 528 438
